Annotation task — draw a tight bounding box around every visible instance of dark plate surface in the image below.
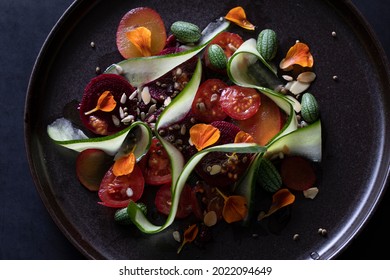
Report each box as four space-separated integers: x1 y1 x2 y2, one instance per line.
25 0 390 259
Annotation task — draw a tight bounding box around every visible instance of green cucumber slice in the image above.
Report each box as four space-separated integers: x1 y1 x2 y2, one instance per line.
47 119 152 158
105 19 230 87
127 142 265 233
266 120 322 162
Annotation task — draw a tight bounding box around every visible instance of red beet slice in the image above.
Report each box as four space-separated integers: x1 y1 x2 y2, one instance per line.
195 121 252 188
79 74 136 135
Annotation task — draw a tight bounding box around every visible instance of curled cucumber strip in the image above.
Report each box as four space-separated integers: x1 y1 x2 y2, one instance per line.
105 19 230 88
128 142 265 234
127 58 266 233
47 120 152 158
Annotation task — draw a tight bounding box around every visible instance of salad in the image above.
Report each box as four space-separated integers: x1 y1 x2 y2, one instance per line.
47 6 322 253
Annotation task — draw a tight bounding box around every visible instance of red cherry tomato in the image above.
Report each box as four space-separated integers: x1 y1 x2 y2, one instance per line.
139 138 172 186
191 79 228 123
219 85 261 120
204 32 244 70
235 93 284 146
155 184 192 219
98 164 144 208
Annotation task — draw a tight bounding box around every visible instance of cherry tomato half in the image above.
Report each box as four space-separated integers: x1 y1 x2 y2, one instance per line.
98 164 144 208
191 79 228 123
219 85 261 120
155 184 192 219
139 138 172 186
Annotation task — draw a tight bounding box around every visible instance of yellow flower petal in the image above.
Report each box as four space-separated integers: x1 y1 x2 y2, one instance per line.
225 6 255 30
279 42 314 70
84 91 117 115
126 26 152 57
258 188 295 220
189 124 220 151
113 152 135 176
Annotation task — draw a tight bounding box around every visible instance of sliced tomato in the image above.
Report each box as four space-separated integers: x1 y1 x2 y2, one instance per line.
155 184 192 219
191 79 228 123
280 156 317 191
236 93 284 146
76 149 112 191
139 138 172 185
219 85 261 120
98 164 144 208
204 32 244 70
116 7 167 59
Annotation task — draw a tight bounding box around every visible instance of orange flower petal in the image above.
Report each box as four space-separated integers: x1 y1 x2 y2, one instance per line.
279 42 314 70
190 124 220 151
112 152 135 176
177 224 198 254
234 130 255 143
84 91 117 115
258 188 295 220
222 195 248 223
126 26 152 57
225 6 255 30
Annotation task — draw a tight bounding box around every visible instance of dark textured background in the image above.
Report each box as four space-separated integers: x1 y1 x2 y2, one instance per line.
0 0 389 259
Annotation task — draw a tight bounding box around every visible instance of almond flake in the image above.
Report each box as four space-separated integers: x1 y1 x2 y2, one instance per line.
297 71 316 83
303 187 319 199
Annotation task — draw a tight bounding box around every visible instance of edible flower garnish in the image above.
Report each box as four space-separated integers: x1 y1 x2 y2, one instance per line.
234 131 255 143
177 224 198 254
189 123 220 151
279 42 314 71
258 188 295 220
225 6 255 30
217 188 248 223
84 91 116 115
126 26 152 57
113 148 136 176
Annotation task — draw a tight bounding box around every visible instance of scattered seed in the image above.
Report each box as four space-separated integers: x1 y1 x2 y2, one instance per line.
126 188 133 197
90 41 95 48
332 31 337 37
196 102 206 112
204 211 218 227
209 164 222 175
175 67 183 76
333 75 339 81
128 90 137 100
112 115 120 127
140 112 146 121
141 87 151 105
173 231 181 243
148 104 157 115
95 67 101 74
282 75 294 82
121 115 135 123
293 233 300 241
164 97 172 107
119 107 125 119
120 93 127 104
252 233 259 239
180 124 186 135
318 228 328 236
210 93 219 102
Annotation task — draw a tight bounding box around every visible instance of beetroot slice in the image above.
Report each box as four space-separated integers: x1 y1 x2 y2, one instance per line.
195 121 251 188
79 74 136 135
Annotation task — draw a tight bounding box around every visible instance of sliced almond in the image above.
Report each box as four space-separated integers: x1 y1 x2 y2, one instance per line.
282 75 294 82
204 211 218 227
297 71 316 83
289 80 311 95
303 187 319 199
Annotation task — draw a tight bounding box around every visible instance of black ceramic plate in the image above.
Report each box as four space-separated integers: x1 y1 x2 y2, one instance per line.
25 0 390 260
